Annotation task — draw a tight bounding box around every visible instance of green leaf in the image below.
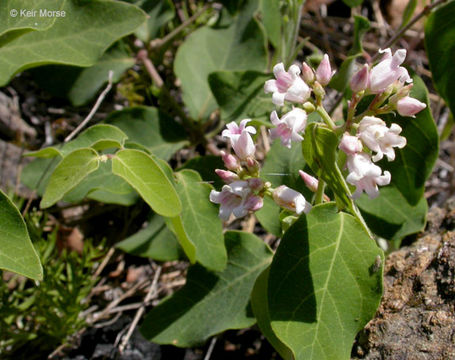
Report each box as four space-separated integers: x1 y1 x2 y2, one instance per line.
175 10 267 120
342 0 363 8
256 196 282 237
41 148 100 208
169 170 227 271
112 149 181 217
400 0 417 29
425 1 455 114
116 214 182 261
0 189 43 280
302 123 353 211
268 203 383 360
62 160 138 206
131 0 175 42
379 75 438 205
105 106 188 161
258 0 281 47
26 124 129 158
68 43 135 106
0 0 61 37
356 185 427 241
251 267 293 360
209 70 273 124
21 157 60 195
140 230 273 347
0 0 146 86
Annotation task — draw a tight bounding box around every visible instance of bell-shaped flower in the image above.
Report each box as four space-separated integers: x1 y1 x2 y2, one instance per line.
222 119 256 142
350 64 369 93
316 54 335 86
231 130 255 160
369 48 411 93
396 96 426 117
272 185 312 215
269 108 307 148
346 153 391 199
358 116 406 162
264 63 311 106
339 133 363 155
209 181 262 221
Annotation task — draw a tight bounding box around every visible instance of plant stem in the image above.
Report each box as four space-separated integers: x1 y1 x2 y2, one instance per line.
315 179 326 204
316 105 337 130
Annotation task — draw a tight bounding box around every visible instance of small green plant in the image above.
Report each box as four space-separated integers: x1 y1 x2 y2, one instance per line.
0 215 105 359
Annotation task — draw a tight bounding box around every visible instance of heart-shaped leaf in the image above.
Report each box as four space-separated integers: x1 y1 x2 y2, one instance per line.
0 189 43 280
268 203 383 360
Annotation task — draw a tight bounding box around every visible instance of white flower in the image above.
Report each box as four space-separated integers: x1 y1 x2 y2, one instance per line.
209 181 262 221
346 153 391 199
269 108 307 148
272 185 311 215
369 48 411 93
264 63 311 106
358 116 406 162
222 119 256 160
339 133 363 156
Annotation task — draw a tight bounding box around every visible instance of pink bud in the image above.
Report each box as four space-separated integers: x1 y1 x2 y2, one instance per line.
396 96 426 117
247 178 264 191
350 64 369 93
215 169 239 183
298 170 318 192
339 133 363 155
220 151 240 171
316 54 334 86
301 62 315 84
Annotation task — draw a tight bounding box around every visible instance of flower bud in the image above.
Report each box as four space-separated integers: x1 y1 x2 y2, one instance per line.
215 169 239 183
350 64 369 93
313 81 325 100
301 62 315 84
298 170 318 192
339 133 363 155
316 54 334 86
244 195 263 212
302 101 316 113
272 185 311 215
396 96 426 117
220 150 240 171
247 178 264 191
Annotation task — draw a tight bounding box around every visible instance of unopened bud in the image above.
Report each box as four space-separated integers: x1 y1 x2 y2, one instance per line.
273 185 311 215
220 150 240 171
313 81 325 100
316 54 335 86
301 62 315 84
350 64 369 93
298 170 318 192
215 169 239 183
247 178 264 191
244 195 263 212
396 96 426 117
302 101 316 113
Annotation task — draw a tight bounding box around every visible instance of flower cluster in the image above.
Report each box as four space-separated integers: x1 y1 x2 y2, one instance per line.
210 48 427 220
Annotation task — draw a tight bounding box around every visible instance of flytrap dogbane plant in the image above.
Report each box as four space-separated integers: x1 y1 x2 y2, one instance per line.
210 48 426 223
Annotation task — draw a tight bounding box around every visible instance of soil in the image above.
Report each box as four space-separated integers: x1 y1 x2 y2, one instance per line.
352 203 455 360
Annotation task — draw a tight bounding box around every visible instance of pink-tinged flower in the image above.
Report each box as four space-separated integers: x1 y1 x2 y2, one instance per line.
209 181 262 220
301 62 315 84
264 63 311 106
269 108 307 148
346 153 391 199
220 150 240 171
222 119 256 141
339 133 363 155
396 96 426 117
350 64 369 93
299 170 318 192
247 178 264 191
272 185 311 215
215 169 239 183
358 116 406 162
369 48 411 93
316 54 335 86
231 130 255 160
